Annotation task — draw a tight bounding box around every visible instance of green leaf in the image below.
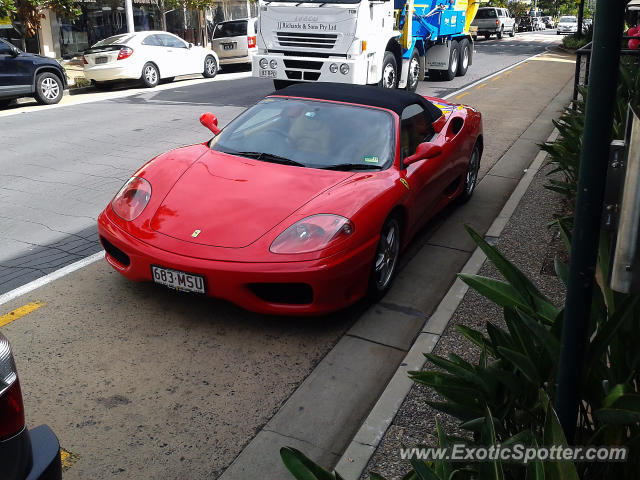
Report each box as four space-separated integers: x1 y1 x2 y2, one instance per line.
456 325 495 356
553 258 568 286
369 473 389 480
595 407 640 425
433 419 453 480
602 384 629 408
458 274 533 313
410 459 442 480
542 403 579 480
516 310 560 363
280 447 336 480
496 347 542 384
478 408 504 480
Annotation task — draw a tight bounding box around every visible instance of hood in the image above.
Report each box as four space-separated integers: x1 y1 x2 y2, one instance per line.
150 150 353 248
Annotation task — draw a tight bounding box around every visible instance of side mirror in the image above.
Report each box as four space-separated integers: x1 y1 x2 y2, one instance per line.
200 112 220 135
10 46 20 57
404 142 443 167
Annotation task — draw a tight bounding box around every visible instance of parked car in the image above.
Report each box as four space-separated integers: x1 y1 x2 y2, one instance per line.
471 7 516 39
97 83 483 315
0 332 62 480
533 17 546 30
0 38 67 107
517 16 534 32
541 16 555 28
210 18 258 67
83 31 219 89
557 16 579 35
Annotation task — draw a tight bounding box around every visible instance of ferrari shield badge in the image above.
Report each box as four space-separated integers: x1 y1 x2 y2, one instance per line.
400 178 410 190
191 229 202 238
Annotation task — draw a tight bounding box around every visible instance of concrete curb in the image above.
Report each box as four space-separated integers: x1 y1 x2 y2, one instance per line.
334 128 560 480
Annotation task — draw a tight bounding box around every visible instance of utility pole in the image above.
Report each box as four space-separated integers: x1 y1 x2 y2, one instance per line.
554 0 626 442
125 0 135 33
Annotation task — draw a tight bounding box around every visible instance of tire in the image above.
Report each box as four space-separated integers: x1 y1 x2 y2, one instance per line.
378 51 398 89
484 33 491 40
140 62 159 88
405 50 421 92
457 39 470 77
203 55 217 78
34 72 63 105
93 81 114 91
0 98 13 108
273 79 295 90
442 41 459 81
497 26 504 39
460 142 481 203
367 215 401 301
510 25 516 37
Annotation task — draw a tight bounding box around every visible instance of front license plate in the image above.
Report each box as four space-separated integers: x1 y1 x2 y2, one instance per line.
151 265 206 294
259 69 276 78
222 43 236 50
95 56 108 64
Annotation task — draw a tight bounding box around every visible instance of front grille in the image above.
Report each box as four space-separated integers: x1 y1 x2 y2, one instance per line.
285 70 302 80
277 32 337 49
100 236 130 267
283 59 323 70
303 72 321 81
249 283 313 305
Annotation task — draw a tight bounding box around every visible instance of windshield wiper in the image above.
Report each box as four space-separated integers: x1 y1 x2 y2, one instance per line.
323 163 383 171
234 151 306 168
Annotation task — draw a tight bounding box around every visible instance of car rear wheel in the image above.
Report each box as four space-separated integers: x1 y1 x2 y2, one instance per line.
442 41 459 81
484 33 491 40
378 51 398 89
497 26 504 39
405 50 421 92
203 55 217 78
457 39 470 77
368 215 401 300
34 73 63 105
141 62 159 88
510 25 516 37
460 142 481 202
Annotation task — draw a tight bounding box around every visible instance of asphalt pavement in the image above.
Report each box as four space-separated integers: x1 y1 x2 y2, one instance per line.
0 30 572 479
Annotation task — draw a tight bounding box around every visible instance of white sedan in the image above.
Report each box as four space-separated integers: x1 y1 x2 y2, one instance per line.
83 31 219 89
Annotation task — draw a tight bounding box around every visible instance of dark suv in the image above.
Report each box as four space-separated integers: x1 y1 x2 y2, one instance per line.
0 38 67 107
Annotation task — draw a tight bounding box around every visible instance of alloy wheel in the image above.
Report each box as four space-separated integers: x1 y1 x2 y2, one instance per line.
408 56 420 90
40 77 59 101
382 63 396 89
144 66 157 84
374 219 400 290
466 147 480 196
205 58 216 75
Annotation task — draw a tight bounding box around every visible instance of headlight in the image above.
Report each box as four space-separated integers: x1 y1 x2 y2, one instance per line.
270 214 354 254
259 58 269 69
340 63 349 75
329 63 338 73
111 176 152 221
269 59 277 69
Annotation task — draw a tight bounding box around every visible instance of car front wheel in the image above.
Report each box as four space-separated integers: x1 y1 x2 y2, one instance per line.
203 55 217 78
368 215 401 300
460 142 481 202
34 73 63 105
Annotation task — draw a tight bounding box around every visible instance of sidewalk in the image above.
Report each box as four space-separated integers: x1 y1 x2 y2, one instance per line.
219 50 576 479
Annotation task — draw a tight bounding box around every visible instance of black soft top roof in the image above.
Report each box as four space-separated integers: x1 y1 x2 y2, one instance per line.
271 82 443 123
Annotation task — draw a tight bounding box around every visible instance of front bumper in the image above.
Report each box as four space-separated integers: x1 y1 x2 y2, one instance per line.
252 52 369 84
98 211 377 315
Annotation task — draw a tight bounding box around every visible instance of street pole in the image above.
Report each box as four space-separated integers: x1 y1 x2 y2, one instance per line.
125 0 135 34
554 0 625 442
577 0 585 37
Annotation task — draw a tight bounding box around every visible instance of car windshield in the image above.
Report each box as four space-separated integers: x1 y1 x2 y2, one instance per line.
476 9 497 19
210 98 395 170
214 20 248 38
92 34 133 47
559 16 577 23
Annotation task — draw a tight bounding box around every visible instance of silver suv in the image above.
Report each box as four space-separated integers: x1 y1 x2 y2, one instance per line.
472 7 517 39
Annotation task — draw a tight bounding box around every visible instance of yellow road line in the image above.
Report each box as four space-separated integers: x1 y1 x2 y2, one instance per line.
476 83 488 89
60 448 81 471
491 75 502 82
455 91 471 100
0 301 45 328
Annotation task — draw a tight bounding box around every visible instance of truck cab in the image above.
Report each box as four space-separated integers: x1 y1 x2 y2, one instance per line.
253 0 478 90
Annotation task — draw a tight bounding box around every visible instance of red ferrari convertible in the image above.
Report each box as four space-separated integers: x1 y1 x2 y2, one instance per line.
97 83 482 315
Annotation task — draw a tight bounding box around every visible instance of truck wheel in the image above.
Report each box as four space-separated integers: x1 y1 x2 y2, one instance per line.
497 26 504 39
405 50 421 92
442 41 459 81
273 80 295 90
457 40 470 77
378 51 398 89
484 33 491 40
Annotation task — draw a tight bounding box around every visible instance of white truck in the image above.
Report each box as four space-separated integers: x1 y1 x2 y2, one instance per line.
252 0 480 90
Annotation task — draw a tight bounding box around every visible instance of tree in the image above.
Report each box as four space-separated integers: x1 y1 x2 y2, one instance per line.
0 0 79 49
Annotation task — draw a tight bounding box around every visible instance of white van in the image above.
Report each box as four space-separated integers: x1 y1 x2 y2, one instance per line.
211 18 258 66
